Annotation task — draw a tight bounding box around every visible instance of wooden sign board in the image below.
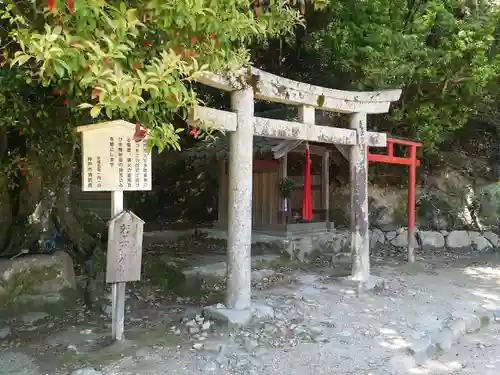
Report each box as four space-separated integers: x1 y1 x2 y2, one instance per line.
106 210 145 283
76 121 152 192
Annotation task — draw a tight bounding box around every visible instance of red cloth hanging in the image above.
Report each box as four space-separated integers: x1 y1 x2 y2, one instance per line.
301 145 312 220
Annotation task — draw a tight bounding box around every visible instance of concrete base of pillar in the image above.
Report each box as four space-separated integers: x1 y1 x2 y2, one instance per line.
202 303 275 327
342 275 387 295
203 306 252 327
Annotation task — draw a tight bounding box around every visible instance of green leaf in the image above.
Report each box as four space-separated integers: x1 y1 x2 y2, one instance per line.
11 54 31 67
54 63 65 78
90 105 102 118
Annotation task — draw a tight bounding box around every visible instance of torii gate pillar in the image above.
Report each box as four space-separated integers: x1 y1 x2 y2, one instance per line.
349 112 370 281
226 87 254 310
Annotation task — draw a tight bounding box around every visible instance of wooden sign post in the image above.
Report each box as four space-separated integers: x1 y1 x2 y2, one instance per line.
76 120 152 341
106 210 144 340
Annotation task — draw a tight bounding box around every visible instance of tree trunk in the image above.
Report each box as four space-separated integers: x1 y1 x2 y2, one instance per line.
0 182 12 252
496 125 500 180
0 129 12 253
52 146 97 261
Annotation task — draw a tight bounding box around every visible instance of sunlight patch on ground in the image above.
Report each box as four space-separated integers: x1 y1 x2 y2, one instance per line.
463 266 500 309
410 360 463 374
464 266 500 280
340 288 356 295
377 327 410 350
469 288 500 302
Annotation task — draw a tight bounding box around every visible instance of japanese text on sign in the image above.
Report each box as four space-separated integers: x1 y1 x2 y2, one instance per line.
106 211 144 283
79 123 152 192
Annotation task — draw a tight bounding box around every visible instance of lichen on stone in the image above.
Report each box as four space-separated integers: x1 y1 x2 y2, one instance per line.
0 253 77 315
0 265 59 300
276 85 290 99
246 73 261 93
317 95 325 107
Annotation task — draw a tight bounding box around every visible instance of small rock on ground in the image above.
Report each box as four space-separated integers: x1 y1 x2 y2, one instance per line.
197 359 218 372
0 327 11 339
250 303 274 320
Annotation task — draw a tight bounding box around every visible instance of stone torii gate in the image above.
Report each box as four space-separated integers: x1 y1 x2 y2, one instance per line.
191 67 401 313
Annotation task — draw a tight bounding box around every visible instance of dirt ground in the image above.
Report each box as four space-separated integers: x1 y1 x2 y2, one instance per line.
1 239 500 375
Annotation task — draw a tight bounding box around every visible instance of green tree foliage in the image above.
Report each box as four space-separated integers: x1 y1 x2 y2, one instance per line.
2 0 301 151
258 0 500 151
0 0 303 255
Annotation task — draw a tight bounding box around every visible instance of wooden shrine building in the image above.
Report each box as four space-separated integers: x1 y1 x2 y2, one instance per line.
216 138 338 234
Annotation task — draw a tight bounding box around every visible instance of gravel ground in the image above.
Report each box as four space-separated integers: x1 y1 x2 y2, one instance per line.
99 253 500 375
2 250 500 375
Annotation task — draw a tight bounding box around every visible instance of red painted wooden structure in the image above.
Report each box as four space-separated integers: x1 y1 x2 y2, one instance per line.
301 145 313 220
368 136 423 261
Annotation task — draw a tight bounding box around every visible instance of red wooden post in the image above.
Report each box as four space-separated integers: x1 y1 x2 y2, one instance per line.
407 145 417 262
387 141 394 157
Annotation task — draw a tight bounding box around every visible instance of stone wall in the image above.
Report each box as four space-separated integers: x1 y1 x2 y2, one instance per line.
274 226 500 261
198 225 499 263
284 229 348 261
370 227 499 253
295 227 500 262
